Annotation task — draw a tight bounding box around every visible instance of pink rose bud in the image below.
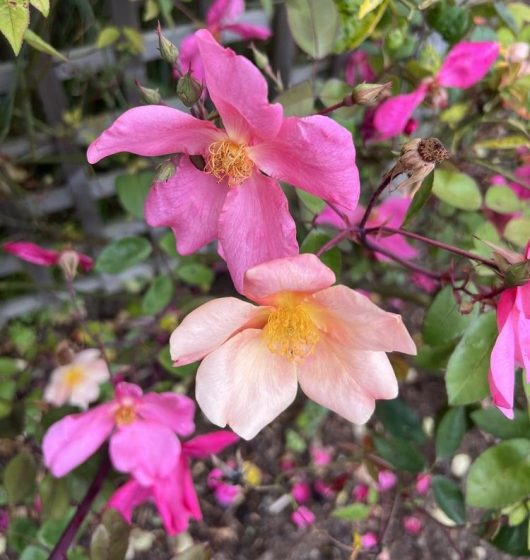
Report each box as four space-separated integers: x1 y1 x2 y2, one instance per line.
353 484 369 503
403 515 423 535
314 479 334 499
58 249 80 281
415 473 432 495
404 117 418 135
377 470 397 492
291 506 316 529
361 532 379 550
310 446 332 466
214 483 240 507
207 467 224 490
292 481 311 504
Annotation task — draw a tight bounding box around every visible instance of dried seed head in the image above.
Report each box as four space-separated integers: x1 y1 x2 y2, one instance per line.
417 138 450 164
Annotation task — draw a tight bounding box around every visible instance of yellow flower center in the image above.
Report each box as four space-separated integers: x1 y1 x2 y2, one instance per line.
114 403 137 426
263 304 320 363
64 366 85 389
205 140 254 187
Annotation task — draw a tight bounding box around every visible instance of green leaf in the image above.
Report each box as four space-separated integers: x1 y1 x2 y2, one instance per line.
39 476 70 521
319 78 356 118
157 346 198 378
423 286 475 346
376 398 425 444
472 408 530 440
332 503 371 521
286 0 339 59
504 217 530 248
336 0 388 51
446 312 496 405
297 189 325 215
426 2 470 44
403 171 434 227
0 0 29 55
491 522 530 556
300 230 342 277
276 81 314 116
0 357 23 376
141 276 173 316
432 167 482 211
435 407 466 459
4 452 37 505
440 102 470 125
358 0 384 19
158 231 178 258
0 378 16 418
177 263 214 289
485 185 521 214
475 135 530 151
8 517 38 554
374 436 426 472
20 546 48 560
90 509 130 560
115 171 154 219
95 237 152 274
23 29 68 61
96 26 120 48
432 475 466 524
285 429 306 452
29 0 48 16
37 515 71 548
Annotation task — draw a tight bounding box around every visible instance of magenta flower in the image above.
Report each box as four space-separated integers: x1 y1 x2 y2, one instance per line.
43 382 195 484
372 41 499 139
291 506 316 528
403 515 423 535
345 51 375 86
87 31 360 292
317 196 418 262
415 472 432 495
361 532 379 550
169 254 415 439
179 0 271 82
108 430 238 535
489 243 530 418
353 483 369 502
292 480 311 504
377 470 397 492
310 446 333 466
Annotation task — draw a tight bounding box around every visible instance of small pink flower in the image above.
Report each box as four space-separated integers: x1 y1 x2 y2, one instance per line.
310 446 333 466
353 483 369 502
345 51 375 86
44 349 110 409
169 254 416 439
361 532 379 550
415 473 432 495
377 470 397 492
292 481 311 504
43 382 195 484
314 479 335 499
403 515 423 535
291 506 315 528
214 482 241 507
317 196 418 262
88 31 360 292
109 430 238 535
207 467 225 489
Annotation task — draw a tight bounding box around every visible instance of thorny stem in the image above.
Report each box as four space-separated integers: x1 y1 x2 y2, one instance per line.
48 454 112 560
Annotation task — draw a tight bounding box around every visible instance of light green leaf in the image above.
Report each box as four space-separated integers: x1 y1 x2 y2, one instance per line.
0 0 29 55
332 503 371 521
29 0 48 15
435 407 466 459
141 276 173 316
504 217 530 248
475 135 530 151
95 237 152 275
23 29 68 62
276 81 314 116
432 476 466 524
115 171 154 219
485 185 521 214
446 312 496 405
96 26 120 49
467 439 530 508
20 546 47 560
122 26 144 55
432 167 482 211
90 509 130 560
286 0 339 59
39 476 70 521
440 102 470 124
297 189 325 215
358 0 384 19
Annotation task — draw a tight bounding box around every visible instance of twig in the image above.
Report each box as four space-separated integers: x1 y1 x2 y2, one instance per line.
358 175 392 231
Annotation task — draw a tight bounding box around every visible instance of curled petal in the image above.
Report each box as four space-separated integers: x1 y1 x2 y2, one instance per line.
108 479 152 523
207 0 244 27
183 431 239 459
224 23 272 40
3 241 59 267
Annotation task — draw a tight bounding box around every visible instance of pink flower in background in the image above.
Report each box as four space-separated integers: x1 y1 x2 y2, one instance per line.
372 41 499 139
292 481 311 504
310 446 333 466
314 479 335 499
491 167 530 200
291 506 315 528
415 472 432 495
317 196 418 262
353 483 369 502
109 430 238 535
3 242 93 275
170 254 416 439
403 515 423 535
179 0 271 81
411 272 439 294
207 466 242 507
377 470 397 492
44 349 109 409
361 532 379 550
489 243 530 418
345 51 375 86
43 382 195 483
88 31 360 292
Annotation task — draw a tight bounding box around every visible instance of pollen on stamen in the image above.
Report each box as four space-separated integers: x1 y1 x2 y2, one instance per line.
263 304 320 363
205 140 254 187
114 403 137 426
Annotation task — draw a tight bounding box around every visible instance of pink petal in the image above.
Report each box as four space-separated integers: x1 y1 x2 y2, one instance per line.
144 157 227 255
207 0 244 26
107 479 152 523
183 431 240 458
170 297 261 365
372 197 411 228
78 253 94 271
196 328 298 439
291 506 316 528
243 254 335 305
436 42 499 89
489 311 516 417
115 382 143 401
3 241 59 267
370 234 418 262
310 285 417 354
373 86 428 140
138 392 196 436
109 420 181 485
86 106 221 164
195 29 283 142
179 33 204 82
345 51 375 86
298 334 398 424
152 466 191 535
315 205 352 229
224 23 272 40
178 456 203 520
214 482 240 506
497 289 516 330
249 115 360 211
218 172 299 293
43 405 115 477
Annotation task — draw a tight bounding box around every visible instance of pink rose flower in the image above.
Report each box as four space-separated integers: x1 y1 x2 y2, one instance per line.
292 481 311 504
179 0 271 82
377 470 397 492
317 196 418 262
43 382 195 484
169 254 416 439
353 483 369 502
415 472 432 495
345 51 376 86
403 515 423 535
291 506 316 528
87 31 360 292
109 430 238 535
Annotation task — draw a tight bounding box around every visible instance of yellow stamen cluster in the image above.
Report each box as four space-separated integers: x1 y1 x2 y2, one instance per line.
114 403 137 426
263 304 320 362
64 366 85 389
205 140 254 187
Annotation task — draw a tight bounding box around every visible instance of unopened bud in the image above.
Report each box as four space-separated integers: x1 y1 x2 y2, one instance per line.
157 22 178 65
250 44 270 71
351 82 392 105
504 259 530 288
58 249 80 281
135 80 163 105
176 73 203 107
154 159 177 182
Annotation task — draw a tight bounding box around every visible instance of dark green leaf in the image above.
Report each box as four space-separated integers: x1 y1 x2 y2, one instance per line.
376 398 425 444
141 276 173 315
374 436 426 472
177 263 214 289
115 171 154 219
471 408 530 440
435 407 467 459
432 475 466 524
95 237 152 274
157 346 197 378
7 517 38 554
37 515 72 548
4 452 37 505
39 476 70 521
491 522 530 556
426 2 470 43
